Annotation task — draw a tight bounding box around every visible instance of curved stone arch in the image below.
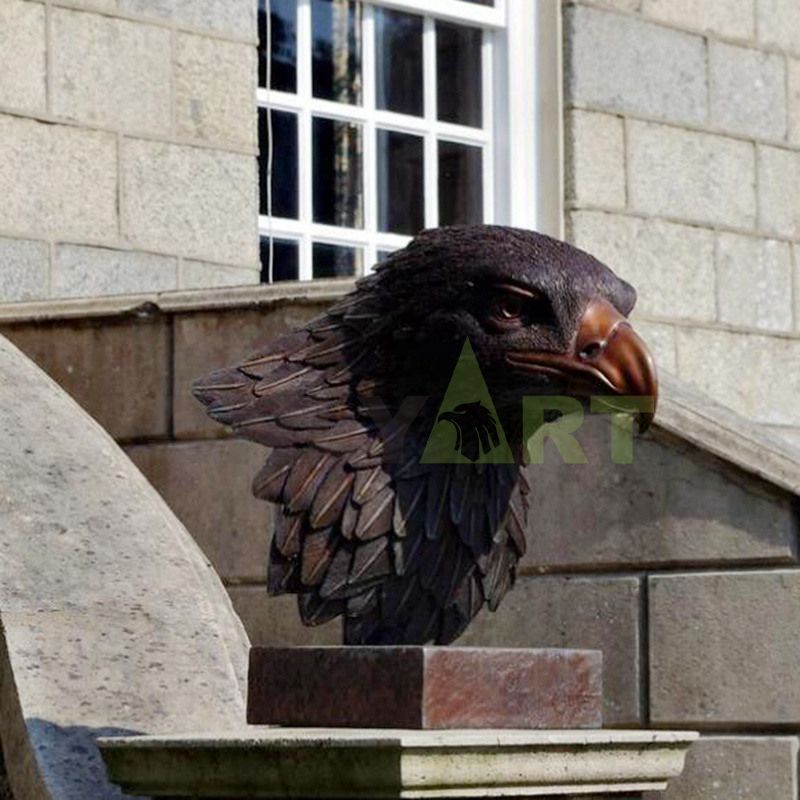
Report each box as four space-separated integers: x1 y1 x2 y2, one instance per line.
0 336 250 798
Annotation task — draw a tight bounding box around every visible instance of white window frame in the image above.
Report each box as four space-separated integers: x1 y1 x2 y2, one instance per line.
258 0 562 280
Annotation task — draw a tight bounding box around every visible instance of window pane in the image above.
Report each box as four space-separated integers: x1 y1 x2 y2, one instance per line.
313 243 362 278
313 117 363 228
259 108 298 219
436 22 482 127
312 0 362 104
462 0 493 5
258 0 297 92
377 250 394 262
260 237 300 282
438 140 483 226
375 7 423 117
377 130 424 235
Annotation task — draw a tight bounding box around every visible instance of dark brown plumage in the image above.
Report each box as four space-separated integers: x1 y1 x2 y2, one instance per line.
193 225 657 645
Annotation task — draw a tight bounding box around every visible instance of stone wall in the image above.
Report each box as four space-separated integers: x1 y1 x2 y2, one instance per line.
563 0 800 449
0 0 259 302
3 289 800 799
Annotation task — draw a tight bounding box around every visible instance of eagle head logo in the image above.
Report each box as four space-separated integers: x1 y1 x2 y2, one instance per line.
436 401 501 463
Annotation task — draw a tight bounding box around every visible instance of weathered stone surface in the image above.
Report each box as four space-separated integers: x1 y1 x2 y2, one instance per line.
248 647 603 729
757 0 800 54
457 576 641 725
757 145 800 238
175 34 256 148
121 138 258 267
0 0 45 113
1 315 170 440
634 321 676 373
569 211 716 322
650 570 800 725
565 110 625 208
676 326 800 426
519 414 797 568
641 0 755 40
118 0 256 40
51 9 171 137
53 244 178 298
0 334 249 799
126 439 271 582
709 42 786 140
787 57 800 144
716 233 792 332
180 260 259 290
172 304 323 438
627 121 755 229
228 587 341 646
565 6 707 125
643 736 798 800
0 236 49 303
99 728 698 799
0 114 117 242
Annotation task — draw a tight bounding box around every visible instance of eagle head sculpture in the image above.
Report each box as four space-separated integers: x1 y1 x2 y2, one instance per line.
194 226 657 645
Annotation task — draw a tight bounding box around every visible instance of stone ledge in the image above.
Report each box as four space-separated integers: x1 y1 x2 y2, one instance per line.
98 728 698 798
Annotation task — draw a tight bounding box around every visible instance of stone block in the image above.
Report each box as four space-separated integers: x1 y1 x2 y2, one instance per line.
650 570 800 725
787 58 800 144
676 326 800 425
627 121 756 229
564 6 707 125
457 576 641 726
179 260 259 290
568 210 716 322
1 316 169 440
172 304 322 439
0 236 49 302
709 42 786 140
0 0 45 113
565 110 625 208
126 439 271 582
51 9 171 137
633 321 676 373
517 414 798 567
118 0 256 41
53 244 178 298
248 647 602 729
121 138 258 267
641 0 755 41
0 115 117 242
175 34 256 148
716 233 792 332
228 587 341 646
757 0 800 54
758 145 800 238
643 736 798 800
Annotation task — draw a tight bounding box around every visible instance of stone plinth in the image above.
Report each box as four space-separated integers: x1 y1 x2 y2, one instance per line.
98 727 697 798
247 646 603 729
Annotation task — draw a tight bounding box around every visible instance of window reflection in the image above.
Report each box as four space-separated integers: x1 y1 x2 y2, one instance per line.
438 140 483 225
260 237 300 283
313 117 364 228
377 130 424 235
375 7 423 117
313 243 362 277
258 0 297 92
258 108 298 219
312 0 362 105
436 21 482 128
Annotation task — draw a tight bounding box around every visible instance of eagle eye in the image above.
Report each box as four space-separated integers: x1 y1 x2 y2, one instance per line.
485 285 554 331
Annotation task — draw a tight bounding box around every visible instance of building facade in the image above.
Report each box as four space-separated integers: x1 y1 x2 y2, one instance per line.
2 1 800 798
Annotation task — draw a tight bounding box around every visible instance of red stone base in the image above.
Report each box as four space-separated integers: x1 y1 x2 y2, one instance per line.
247 646 602 729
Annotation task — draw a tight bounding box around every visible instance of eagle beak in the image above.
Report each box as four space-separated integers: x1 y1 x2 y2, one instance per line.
507 298 658 432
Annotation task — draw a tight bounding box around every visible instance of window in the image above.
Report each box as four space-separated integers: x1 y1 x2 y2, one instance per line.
257 0 558 282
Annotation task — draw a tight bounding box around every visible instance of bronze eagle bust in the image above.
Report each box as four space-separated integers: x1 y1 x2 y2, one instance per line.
194 226 657 645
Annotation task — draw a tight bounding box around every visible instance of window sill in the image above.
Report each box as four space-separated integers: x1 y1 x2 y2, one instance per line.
0 279 357 324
